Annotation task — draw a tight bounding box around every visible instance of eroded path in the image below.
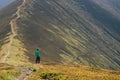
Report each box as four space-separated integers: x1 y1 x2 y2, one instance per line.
17 67 33 80
0 0 26 63
0 0 33 80
17 64 43 80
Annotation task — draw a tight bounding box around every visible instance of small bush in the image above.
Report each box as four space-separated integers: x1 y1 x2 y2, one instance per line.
33 69 37 72
88 67 101 72
40 73 61 80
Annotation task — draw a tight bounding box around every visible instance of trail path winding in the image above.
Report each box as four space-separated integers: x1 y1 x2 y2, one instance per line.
1 0 26 63
0 0 33 80
17 64 43 80
17 67 33 80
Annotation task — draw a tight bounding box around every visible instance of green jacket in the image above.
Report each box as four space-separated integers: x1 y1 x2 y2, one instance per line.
35 50 40 57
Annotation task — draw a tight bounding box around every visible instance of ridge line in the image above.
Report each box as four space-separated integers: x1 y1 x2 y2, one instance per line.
1 0 26 63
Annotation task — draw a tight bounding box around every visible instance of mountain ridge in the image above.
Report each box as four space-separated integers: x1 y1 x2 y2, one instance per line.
0 0 120 70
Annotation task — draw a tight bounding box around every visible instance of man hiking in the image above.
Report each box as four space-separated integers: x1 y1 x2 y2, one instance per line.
35 49 40 64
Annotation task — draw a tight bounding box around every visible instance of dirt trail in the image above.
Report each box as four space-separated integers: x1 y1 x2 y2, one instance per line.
0 0 26 63
17 64 43 80
0 0 33 80
17 67 33 80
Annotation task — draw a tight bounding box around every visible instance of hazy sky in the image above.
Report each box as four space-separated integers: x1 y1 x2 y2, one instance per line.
0 0 14 9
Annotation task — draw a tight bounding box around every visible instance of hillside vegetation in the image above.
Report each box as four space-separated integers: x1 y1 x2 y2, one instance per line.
15 0 120 70
0 63 120 80
1 0 120 80
26 64 120 80
0 63 20 80
0 0 120 73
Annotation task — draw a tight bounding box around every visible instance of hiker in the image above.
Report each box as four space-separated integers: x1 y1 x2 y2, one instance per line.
35 49 40 64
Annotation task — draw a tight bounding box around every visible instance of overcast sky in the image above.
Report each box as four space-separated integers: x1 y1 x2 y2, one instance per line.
0 0 14 9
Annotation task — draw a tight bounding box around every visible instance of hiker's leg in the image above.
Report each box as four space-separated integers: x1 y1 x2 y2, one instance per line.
36 57 37 64
39 57 40 63
38 57 40 63
37 57 40 64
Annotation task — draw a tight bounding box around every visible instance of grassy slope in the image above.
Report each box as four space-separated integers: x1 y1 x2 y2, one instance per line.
0 0 120 80
0 0 120 72
0 63 119 80
16 0 120 70
26 64 120 80
0 63 20 80
0 0 23 62
0 0 31 66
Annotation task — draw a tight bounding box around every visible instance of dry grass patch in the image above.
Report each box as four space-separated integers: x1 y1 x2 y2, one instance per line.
26 64 120 80
0 63 20 80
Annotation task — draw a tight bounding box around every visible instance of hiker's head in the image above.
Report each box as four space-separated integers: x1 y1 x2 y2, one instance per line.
36 49 39 51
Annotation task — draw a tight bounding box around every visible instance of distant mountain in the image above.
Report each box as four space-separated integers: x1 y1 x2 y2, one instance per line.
0 0 14 9
0 0 120 70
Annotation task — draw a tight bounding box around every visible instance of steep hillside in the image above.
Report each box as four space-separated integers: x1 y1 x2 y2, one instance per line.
0 0 120 70
91 0 120 19
0 0 22 62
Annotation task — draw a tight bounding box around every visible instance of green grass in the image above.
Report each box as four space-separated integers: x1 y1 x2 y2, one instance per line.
0 63 120 80
0 63 20 80
40 72 61 80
